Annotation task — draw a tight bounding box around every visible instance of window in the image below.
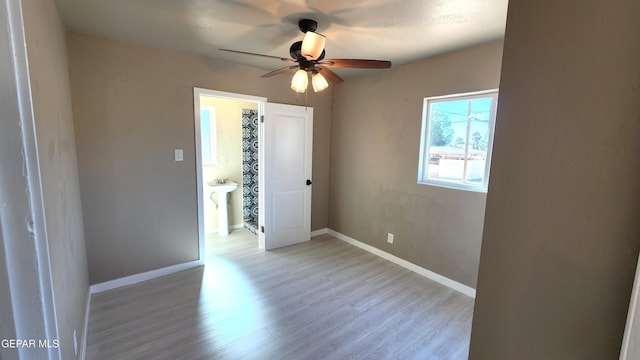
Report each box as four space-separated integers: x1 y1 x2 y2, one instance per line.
418 90 498 192
200 107 217 165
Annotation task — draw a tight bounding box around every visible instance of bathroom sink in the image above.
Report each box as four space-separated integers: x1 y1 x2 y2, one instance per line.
206 181 238 236
207 181 238 193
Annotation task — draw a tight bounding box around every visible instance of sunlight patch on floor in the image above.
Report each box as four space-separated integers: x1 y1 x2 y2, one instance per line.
197 231 268 347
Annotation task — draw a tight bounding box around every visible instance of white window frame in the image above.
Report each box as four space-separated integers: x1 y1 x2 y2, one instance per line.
417 89 499 192
200 106 217 165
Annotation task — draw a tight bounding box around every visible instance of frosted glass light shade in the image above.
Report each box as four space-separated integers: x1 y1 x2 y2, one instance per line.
291 70 308 93
312 72 329 92
301 31 326 60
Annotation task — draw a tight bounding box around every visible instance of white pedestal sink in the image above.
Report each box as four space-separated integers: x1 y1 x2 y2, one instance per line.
207 181 238 236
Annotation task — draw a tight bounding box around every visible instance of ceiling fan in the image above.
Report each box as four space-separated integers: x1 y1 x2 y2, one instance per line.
220 19 392 93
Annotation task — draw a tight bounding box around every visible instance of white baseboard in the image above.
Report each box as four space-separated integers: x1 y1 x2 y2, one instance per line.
80 288 90 360
89 260 204 294
327 229 476 298
206 223 244 235
311 228 328 237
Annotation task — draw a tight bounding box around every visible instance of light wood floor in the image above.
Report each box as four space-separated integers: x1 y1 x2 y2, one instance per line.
86 230 474 359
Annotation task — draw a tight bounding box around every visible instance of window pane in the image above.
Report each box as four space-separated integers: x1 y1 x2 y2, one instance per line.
201 109 211 164
423 94 495 189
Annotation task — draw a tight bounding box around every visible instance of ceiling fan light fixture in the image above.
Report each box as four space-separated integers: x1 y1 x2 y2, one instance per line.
291 69 308 93
312 72 329 92
221 19 391 96
301 31 325 60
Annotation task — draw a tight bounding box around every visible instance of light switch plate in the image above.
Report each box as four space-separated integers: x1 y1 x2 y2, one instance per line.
174 149 183 162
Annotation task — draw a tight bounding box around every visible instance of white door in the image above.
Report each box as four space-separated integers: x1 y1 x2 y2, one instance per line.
260 103 313 250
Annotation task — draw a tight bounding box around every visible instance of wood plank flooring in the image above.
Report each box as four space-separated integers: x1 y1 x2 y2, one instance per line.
86 230 474 359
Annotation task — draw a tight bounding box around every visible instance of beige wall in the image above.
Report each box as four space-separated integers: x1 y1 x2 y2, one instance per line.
469 0 640 358
200 98 257 232
329 41 504 288
67 33 332 284
21 0 89 358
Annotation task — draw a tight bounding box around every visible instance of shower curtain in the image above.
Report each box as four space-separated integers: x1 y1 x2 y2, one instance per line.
242 109 259 235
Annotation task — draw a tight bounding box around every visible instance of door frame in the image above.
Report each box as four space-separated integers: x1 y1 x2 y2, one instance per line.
193 88 266 261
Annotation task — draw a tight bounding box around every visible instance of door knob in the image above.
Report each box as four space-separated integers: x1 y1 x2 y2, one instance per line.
306 179 312 186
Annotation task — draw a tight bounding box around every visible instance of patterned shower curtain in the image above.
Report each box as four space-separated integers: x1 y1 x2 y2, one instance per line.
242 109 259 234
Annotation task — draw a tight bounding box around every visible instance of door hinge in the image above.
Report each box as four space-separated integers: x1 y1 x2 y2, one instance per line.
260 115 264 123
261 226 265 233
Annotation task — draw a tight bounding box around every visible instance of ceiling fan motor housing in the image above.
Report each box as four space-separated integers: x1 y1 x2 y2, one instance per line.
298 19 318 33
219 18 391 87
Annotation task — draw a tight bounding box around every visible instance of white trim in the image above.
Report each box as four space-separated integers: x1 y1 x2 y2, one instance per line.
311 228 328 237
193 90 206 263
258 102 265 250
206 223 244 235
89 260 203 294
327 229 476 298
193 87 266 261
0 1 61 358
621 252 640 359
423 88 500 102
418 178 489 193
194 87 268 103
80 289 90 360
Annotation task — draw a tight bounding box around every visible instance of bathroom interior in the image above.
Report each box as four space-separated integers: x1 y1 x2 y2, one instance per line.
200 95 260 237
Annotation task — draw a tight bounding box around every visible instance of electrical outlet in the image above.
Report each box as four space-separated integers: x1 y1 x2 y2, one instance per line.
174 149 184 162
387 233 394 244
73 329 78 356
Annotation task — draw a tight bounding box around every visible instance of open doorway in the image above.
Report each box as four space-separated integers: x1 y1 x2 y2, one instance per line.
194 88 314 258
193 88 266 259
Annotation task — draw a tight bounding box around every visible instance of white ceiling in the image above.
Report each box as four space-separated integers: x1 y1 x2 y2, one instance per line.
53 0 508 78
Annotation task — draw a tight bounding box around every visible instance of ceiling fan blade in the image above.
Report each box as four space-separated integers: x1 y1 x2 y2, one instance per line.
319 59 392 69
316 67 344 84
260 66 299 78
219 48 295 63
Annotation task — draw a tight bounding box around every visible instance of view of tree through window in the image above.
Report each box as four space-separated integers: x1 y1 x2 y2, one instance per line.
418 90 498 191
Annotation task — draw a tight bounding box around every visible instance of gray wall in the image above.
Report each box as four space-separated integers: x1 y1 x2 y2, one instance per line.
329 41 504 288
469 0 640 358
21 0 89 358
67 33 333 284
